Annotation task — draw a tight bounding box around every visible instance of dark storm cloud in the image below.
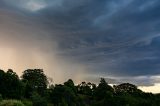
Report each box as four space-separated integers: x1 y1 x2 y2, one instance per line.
1 0 160 86
42 0 160 84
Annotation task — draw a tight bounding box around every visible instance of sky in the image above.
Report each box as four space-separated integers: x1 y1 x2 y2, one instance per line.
0 0 160 93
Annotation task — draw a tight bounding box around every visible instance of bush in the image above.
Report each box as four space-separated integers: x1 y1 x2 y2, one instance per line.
22 99 33 106
0 94 2 101
0 100 25 106
31 92 47 106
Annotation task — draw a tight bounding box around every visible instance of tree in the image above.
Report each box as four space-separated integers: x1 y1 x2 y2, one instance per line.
31 92 47 106
114 83 140 94
50 84 76 106
0 69 24 99
0 69 6 98
64 79 77 94
21 69 48 98
93 78 114 100
77 82 94 96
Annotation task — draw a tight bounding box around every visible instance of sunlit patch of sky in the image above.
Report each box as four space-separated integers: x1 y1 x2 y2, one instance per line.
25 1 47 11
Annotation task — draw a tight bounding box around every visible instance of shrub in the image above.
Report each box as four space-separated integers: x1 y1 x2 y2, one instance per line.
31 92 47 106
0 100 24 106
0 94 2 101
22 99 33 106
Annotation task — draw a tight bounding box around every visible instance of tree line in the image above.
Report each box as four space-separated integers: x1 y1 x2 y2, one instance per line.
0 69 160 106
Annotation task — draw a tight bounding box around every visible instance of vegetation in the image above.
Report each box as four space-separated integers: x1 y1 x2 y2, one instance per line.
0 69 160 106
0 100 24 106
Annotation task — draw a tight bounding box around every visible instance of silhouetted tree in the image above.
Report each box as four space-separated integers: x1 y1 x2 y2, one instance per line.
114 83 141 94
0 69 6 97
64 79 77 94
77 82 95 96
21 69 48 98
0 68 160 106
50 84 76 106
93 78 114 100
0 69 24 99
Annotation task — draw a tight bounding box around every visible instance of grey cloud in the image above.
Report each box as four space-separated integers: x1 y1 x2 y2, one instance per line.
1 0 160 86
45 0 160 86
85 75 156 87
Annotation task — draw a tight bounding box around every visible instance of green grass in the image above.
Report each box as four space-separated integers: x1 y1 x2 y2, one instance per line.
0 100 25 106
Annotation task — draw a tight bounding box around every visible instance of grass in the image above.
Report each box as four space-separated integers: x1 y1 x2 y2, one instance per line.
0 100 25 106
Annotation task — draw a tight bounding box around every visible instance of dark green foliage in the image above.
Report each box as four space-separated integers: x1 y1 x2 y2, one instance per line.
93 78 114 100
21 69 48 98
64 79 77 94
114 83 141 94
1 69 160 106
49 84 77 106
0 69 24 99
21 99 33 106
31 92 47 106
0 94 2 101
77 82 93 96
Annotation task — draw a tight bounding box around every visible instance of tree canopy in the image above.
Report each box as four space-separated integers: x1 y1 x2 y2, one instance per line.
21 69 48 97
0 69 160 106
